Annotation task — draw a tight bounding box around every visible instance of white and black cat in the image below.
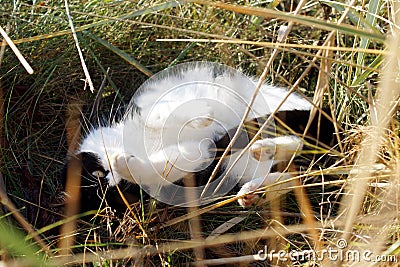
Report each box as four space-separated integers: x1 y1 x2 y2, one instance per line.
66 62 314 210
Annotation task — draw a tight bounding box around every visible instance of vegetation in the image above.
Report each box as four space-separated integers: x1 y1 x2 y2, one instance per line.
0 0 398 266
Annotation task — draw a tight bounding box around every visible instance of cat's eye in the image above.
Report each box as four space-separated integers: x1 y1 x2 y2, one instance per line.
91 170 105 178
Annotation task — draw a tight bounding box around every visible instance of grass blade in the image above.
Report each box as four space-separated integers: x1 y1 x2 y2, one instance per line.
84 31 153 77
190 0 386 42
2 1 182 46
354 0 381 82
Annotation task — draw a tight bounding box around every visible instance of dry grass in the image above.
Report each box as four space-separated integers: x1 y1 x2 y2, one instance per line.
0 0 399 266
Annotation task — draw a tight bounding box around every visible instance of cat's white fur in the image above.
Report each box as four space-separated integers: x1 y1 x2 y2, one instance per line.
78 63 311 207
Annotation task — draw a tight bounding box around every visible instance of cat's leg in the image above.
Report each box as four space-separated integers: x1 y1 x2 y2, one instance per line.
250 135 303 161
237 172 294 207
109 152 166 186
110 140 212 186
145 140 213 183
236 135 303 207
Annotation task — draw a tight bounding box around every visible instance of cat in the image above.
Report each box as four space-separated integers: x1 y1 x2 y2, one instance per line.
68 62 312 210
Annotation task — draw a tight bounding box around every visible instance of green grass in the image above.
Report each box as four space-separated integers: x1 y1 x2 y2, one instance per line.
0 0 398 266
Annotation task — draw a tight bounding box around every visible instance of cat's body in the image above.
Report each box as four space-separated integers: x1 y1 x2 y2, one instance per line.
73 62 313 209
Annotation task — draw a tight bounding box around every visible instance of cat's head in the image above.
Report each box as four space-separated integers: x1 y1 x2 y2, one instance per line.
61 152 110 212
79 152 110 187
61 152 142 213
77 124 126 186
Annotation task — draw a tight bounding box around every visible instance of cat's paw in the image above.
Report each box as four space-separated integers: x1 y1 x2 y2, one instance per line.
110 152 135 182
175 100 214 129
236 180 261 207
187 117 213 129
250 139 276 161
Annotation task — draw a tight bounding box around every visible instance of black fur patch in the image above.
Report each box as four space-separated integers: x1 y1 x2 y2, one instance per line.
62 152 142 214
